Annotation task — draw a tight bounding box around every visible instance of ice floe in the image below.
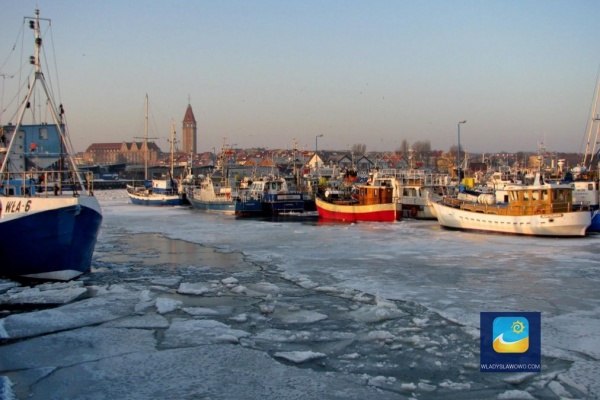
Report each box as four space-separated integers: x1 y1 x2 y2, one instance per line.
273 350 327 364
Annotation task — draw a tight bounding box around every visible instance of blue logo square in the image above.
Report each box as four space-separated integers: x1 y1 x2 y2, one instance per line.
480 312 541 372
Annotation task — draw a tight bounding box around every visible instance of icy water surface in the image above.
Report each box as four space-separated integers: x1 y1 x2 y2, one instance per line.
1 190 599 399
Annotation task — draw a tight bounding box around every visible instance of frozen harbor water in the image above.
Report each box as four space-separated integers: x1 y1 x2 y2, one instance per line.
1 190 599 399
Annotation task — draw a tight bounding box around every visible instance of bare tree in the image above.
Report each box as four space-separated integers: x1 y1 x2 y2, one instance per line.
412 140 431 154
396 139 409 155
351 143 367 154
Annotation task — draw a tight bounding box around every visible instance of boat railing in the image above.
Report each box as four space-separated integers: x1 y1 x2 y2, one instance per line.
1 170 95 197
443 197 589 215
377 169 451 186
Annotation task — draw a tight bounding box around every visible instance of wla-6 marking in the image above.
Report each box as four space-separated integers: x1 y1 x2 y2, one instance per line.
3 199 33 214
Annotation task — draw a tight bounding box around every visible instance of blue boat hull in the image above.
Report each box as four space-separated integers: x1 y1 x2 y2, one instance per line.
189 198 236 214
128 196 183 206
303 198 317 212
263 200 305 214
235 196 306 216
127 182 184 206
263 192 305 214
0 203 103 280
235 198 263 216
588 210 600 232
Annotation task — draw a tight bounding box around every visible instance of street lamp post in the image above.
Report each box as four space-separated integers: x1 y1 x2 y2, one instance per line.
457 120 466 184
315 134 323 178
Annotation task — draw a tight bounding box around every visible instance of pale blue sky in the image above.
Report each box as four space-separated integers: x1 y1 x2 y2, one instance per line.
1 0 599 155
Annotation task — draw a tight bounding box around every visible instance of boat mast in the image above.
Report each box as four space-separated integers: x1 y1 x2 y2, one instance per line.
144 94 148 181
292 138 300 186
170 118 175 178
220 137 229 187
0 8 84 189
1 11 44 173
582 67 600 169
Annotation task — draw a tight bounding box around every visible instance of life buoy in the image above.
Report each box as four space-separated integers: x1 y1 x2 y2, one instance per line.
410 206 418 218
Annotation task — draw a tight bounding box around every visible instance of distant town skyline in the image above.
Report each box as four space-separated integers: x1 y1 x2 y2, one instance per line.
2 1 600 156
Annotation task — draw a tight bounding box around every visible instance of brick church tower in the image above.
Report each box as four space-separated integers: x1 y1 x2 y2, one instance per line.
182 103 197 154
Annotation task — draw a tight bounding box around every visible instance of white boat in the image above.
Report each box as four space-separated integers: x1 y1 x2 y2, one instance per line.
189 174 239 214
568 171 600 232
0 9 103 280
188 146 240 214
430 173 591 237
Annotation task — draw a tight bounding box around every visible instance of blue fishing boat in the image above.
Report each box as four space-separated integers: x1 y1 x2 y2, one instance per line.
235 176 306 217
126 110 183 206
0 9 103 280
127 178 183 206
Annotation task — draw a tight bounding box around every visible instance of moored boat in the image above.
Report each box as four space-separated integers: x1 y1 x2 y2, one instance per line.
374 169 452 219
235 176 305 217
127 178 182 206
126 109 183 206
189 174 239 214
188 145 240 214
315 182 400 222
561 167 600 233
0 9 103 280
430 173 591 237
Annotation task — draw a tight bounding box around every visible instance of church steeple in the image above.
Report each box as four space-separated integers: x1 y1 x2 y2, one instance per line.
182 102 197 154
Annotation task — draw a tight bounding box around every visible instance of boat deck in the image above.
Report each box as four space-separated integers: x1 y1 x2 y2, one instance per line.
441 197 588 216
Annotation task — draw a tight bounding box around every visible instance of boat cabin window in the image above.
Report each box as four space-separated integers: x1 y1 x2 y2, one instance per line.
532 190 540 201
522 191 530 201
269 181 282 191
541 190 549 201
